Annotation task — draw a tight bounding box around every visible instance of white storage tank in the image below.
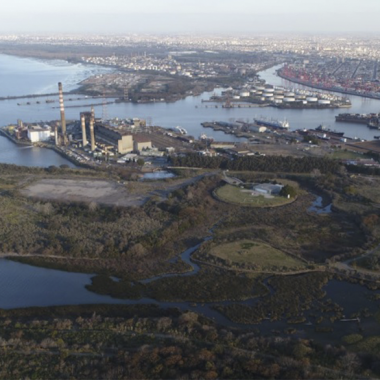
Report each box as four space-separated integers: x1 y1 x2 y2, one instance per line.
306 97 318 102
255 86 265 91
273 99 283 104
284 92 295 97
274 95 284 99
263 93 274 98
318 99 331 104
240 91 250 97
283 97 296 102
264 88 274 93
233 95 240 100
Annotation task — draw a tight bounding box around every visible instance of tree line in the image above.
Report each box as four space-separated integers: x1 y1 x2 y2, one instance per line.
170 154 341 173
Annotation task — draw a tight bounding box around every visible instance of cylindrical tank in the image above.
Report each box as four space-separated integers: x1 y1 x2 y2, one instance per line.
283 97 295 102
263 93 274 98
318 99 331 104
284 92 295 97
306 97 318 102
240 91 250 97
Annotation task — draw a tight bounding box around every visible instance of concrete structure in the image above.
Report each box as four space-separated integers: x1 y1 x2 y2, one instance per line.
27 126 51 143
90 117 96 151
118 135 134 154
253 183 284 195
81 115 88 147
133 135 152 151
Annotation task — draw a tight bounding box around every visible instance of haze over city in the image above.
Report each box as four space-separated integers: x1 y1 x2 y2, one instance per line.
2 0 380 33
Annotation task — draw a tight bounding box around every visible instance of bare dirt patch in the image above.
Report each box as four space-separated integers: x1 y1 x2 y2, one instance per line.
20 179 146 207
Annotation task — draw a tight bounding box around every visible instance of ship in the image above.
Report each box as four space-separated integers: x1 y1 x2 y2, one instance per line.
335 113 375 124
253 117 290 129
368 117 380 129
315 125 344 137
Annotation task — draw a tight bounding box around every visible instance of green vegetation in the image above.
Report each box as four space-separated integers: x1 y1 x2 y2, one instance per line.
0 304 376 379
208 240 305 272
171 154 341 173
328 149 366 160
215 184 294 207
215 272 331 324
86 270 268 303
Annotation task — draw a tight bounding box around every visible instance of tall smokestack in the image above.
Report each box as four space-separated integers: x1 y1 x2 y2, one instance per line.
90 116 96 152
81 114 88 147
58 82 66 135
91 106 95 121
54 124 58 146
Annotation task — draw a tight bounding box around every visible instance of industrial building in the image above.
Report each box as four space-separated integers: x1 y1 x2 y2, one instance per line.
95 124 134 154
133 135 153 152
27 125 52 143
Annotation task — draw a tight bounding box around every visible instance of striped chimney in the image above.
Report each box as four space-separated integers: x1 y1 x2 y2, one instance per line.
58 82 66 135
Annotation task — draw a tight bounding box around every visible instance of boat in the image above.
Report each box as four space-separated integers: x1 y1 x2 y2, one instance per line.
315 125 344 137
253 117 290 129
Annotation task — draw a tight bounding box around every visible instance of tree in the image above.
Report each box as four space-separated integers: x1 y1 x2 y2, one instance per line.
280 184 297 198
137 158 145 167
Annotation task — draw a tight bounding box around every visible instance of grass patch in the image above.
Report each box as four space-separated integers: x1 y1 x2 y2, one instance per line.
328 150 367 160
209 239 306 272
215 184 293 207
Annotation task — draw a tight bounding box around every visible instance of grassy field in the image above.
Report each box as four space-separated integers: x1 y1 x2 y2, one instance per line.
215 184 294 207
209 240 306 271
328 149 367 160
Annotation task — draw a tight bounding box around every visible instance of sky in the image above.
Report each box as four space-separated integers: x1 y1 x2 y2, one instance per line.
2 0 380 33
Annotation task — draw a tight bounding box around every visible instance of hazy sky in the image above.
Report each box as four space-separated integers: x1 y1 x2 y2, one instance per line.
2 0 380 33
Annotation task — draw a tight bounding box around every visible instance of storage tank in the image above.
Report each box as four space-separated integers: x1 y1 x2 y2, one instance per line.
250 89 257 94
274 89 284 95
263 93 274 98
318 99 331 104
283 97 296 102
274 95 284 99
233 95 240 100
273 99 283 104
240 91 250 97
306 97 318 102
284 92 295 97
255 91 263 95
264 88 274 93
255 86 265 91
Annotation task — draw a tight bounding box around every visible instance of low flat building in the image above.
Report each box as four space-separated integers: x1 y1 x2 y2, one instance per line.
253 183 284 195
